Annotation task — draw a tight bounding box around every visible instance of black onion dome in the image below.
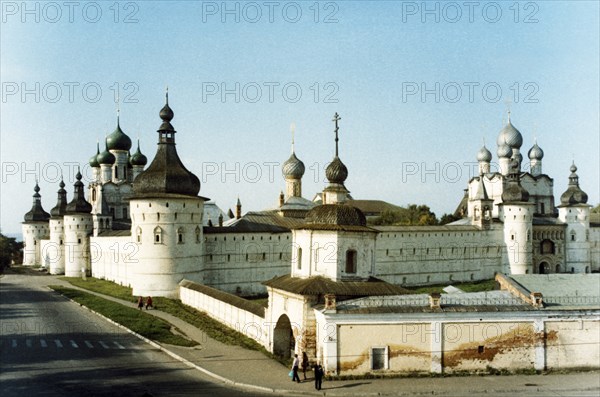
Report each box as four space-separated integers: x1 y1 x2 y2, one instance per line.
50 179 68 218
65 170 92 214
133 95 200 197
106 121 132 151
282 152 305 179
560 163 588 205
23 183 50 222
326 156 348 184
130 142 148 166
305 204 366 227
97 141 116 165
89 143 100 168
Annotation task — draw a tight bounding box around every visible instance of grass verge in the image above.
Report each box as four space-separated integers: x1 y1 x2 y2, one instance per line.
49 285 196 347
59 277 282 363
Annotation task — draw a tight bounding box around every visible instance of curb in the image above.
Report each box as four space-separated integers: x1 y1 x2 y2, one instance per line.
48 286 289 395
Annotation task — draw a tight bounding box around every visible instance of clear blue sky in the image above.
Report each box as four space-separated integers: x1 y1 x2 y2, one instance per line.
1 0 599 234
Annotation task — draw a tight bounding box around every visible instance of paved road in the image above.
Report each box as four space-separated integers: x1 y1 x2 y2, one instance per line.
0 273 268 397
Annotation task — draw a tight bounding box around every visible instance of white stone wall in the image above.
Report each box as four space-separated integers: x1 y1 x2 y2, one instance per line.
315 311 600 376
202 231 293 295
47 218 65 274
374 226 504 286
180 283 269 348
21 222 49 266
292 230 376 281
590 227 600 272
90 235 134 287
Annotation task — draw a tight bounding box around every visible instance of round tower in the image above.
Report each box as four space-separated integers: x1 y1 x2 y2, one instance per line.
557 163 591 273
499 159 534 274
48 179 68 274
130 91 207 298
63 170 93 277
21 183 50 266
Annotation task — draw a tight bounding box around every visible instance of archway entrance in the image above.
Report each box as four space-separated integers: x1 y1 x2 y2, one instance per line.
273 314 294 359
539 262 550 274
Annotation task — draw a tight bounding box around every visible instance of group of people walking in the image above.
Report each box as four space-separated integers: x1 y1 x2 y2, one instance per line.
137 296 153 310
290 352 324 390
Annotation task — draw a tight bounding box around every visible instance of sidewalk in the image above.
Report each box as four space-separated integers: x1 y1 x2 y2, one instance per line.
48 275 600 396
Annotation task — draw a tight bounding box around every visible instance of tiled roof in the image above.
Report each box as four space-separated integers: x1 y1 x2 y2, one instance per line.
205 210 304 233
263 275 409 296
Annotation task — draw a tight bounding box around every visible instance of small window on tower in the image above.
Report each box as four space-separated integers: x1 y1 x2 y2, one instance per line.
154 227 162 244
177 227 184 244
346 250 357 274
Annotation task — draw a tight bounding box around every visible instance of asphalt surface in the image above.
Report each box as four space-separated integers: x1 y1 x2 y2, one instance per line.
0 272 270 397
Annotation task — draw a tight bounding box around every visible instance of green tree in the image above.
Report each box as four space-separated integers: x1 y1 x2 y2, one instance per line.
439 213 461 225
592 204 600 213
372 204 438 226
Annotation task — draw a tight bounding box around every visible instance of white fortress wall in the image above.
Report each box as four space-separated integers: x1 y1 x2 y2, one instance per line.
179 280 269 348
90 235 134 287
202 231 293 296
374 226 505 285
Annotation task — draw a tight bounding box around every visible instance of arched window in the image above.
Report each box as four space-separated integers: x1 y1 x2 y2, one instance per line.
136 227 142 243
297 247 302 270
177 227 184 244
540 239 555 254
345 249 357 274
92 188 96 202
570 229 576 241
154 226 162 244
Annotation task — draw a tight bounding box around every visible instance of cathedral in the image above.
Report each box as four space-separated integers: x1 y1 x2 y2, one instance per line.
22 93 599 300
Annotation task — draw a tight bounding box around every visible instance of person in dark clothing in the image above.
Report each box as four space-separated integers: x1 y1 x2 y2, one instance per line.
145 296 153 310
301 352 309 380
313 363 324 390
291 354 300 383
137 296 144 310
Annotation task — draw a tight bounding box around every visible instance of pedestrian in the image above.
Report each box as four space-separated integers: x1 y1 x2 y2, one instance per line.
302 352 309 380
314 363 324 390
291 354 300 383
145 296 153 310
137 296 144 310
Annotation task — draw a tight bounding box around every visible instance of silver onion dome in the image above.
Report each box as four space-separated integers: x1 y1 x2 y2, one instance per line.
496 119 523 149
528 142 544 160
477 145 492 162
